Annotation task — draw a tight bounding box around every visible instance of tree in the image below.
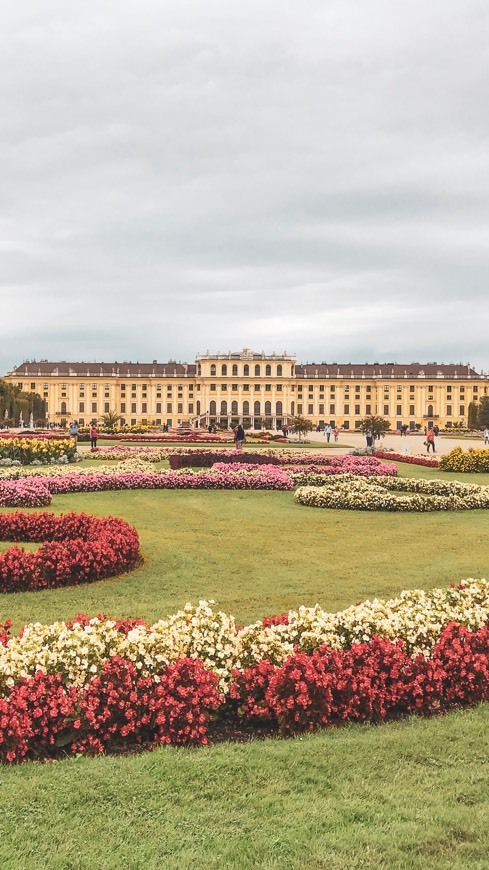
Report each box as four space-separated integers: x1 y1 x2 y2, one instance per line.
290 414 314 441
478 397 489 429
468 401 479 429
358 415 391 440
0 379 46 426
101 409 122 431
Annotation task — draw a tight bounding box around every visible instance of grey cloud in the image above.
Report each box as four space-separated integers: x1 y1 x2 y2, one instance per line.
1 0 488 373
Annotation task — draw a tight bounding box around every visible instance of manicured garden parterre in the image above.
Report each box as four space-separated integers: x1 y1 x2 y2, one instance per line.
0 447 489 868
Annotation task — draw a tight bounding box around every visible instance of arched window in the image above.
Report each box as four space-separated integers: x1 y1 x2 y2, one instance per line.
210 364 216 376
266 364 271 376
254 401 261 416
427 404 434 417
243 364 249 376
220 400 227 415
221 364 227 376
255 364 260 376
277 365 282 376
265 401 271 415
243 400 249 415
60 401 67 415
276 401 283 415
209 400 216 415
231 400 238 414
232 364 238 376
197 364 201 376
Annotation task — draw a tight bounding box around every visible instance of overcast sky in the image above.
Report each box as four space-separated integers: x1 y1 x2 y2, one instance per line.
1 0 488 374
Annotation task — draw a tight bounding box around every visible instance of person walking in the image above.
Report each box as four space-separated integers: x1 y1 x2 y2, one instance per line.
366 430 373 448
333 426 339 442
69 420 79 444
325 424 332 443
235 423 245 451
426 428 436 453
90 424 98 450
484 427 489 446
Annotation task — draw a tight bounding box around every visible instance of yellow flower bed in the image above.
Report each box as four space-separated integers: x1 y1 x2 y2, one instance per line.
0 437 76 465
440 446 489 473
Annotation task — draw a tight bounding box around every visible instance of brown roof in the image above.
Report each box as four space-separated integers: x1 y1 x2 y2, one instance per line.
10 362 196 378
296 363 484 379
7 360 485 380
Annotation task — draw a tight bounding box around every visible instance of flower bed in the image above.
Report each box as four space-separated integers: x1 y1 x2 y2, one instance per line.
89 446 169 462
0 580 488 760
440 447 489 473
295 475 489 511
0 511 141 593
0 436 76 465
0 479 52 508
169 450 397 473
373 451 440 468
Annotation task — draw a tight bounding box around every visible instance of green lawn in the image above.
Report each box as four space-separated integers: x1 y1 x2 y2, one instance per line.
0 463 489 868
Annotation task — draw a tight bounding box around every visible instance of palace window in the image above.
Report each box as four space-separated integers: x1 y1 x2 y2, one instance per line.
243 365 249 376
460 405 465 415
121 403 126 412
104 403 110 413
232 364 238 376
255 365 260 376
330 404 335 414
178 403 183 413
210 384 216 391
308 404 313 414
221 365 227 376
210 365 216 376
265 384 271 391
344 404 350 414
232 384 238 391
79 402 85 412
396 405 402 415
156 403 161 413
167 403 172 413
319 404 324 414
409 405 415 415
276 384 282 391
243 384 250 391
266 365 271 376
142 403 147 413
446 405 452 415
384 405 389 415
91 403 97 413
297 404 302 414
277 365 282 376
188 403 193 413
366 404 371 414
355 404 360 414
131 403 137 413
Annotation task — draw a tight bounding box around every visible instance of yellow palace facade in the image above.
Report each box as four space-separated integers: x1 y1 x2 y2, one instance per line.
5 349 488 431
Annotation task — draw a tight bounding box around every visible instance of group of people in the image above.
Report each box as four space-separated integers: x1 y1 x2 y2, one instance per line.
69 421 98 448
325 424 339 443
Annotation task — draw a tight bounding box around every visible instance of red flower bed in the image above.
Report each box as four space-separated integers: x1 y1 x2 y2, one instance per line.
0 511 141 593
373 451 440 468
0 621 487 762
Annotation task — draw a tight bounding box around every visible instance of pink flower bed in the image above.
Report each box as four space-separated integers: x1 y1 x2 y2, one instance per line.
171 451 398 475
0 479 52 508
373 451 440 468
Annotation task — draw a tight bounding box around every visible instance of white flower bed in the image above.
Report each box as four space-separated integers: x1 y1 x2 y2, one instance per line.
1 579 488 692
294 475 489 511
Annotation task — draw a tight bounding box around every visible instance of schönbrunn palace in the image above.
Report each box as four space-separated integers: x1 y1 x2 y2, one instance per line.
5 349 488 432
